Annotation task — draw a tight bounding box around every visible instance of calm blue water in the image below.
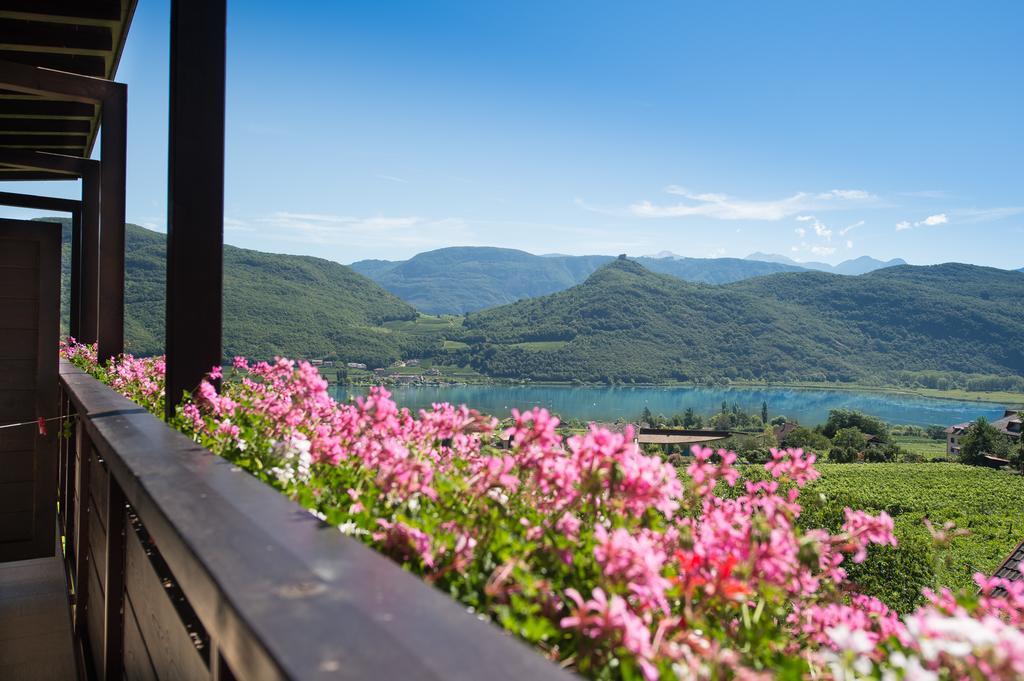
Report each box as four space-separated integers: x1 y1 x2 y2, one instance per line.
335 384 1017 427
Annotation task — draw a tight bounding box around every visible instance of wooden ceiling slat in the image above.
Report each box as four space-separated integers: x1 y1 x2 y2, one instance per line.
0 99 94 118
0 50 106 77
0 118 91 133
0 133 88 147
0 19 113 52
0 1 121 23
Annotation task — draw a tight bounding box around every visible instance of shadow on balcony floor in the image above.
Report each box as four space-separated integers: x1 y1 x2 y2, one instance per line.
0 556 77 680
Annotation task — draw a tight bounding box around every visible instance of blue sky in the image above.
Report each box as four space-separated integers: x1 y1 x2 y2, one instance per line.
4 1 1023 267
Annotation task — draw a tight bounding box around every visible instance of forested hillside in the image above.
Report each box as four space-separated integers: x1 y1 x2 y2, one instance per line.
50 219 423 365
452 257 1024 385
351 247 807 314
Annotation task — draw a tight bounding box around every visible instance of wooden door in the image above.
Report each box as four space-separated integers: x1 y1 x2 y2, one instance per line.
0 218 60 562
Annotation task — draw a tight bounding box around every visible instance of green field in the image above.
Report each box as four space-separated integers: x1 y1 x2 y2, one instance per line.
383 314 464 336
510 340 570 351
892 435 949 460
806 463 1024 596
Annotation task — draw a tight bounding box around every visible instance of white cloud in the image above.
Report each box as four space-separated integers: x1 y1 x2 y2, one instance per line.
796 215 814 222
375 174 408 183
839 220 864 235
626 187 877 221
254 211 471 249
920 213 948 226
952 206 1024 224
846 240 854 249
812 220 832 239
795 227 807 238
810 245 836 256
894 213 949 231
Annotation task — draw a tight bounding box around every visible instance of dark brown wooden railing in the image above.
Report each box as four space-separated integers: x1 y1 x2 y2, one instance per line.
57 360 575 681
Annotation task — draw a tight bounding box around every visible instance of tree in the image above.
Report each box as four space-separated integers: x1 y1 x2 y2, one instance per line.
785 427 832 453
823 409 891 442
828 446 857 463
761 400 769 425
833 426 868 452
865 443 901 463
641 406 654 427
958 417 1011 465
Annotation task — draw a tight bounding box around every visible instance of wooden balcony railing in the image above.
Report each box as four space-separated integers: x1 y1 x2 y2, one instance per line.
57 359 575 680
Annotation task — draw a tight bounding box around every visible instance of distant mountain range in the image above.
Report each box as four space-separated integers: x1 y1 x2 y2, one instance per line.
452 258 1024 385
41 217 1024 388
351 247 908 315
745 252 908 275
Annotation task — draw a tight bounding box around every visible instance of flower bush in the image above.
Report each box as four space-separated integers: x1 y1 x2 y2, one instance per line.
61 341 1024 680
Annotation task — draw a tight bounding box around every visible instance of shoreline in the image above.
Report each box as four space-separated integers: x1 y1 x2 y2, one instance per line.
338 376 1024 406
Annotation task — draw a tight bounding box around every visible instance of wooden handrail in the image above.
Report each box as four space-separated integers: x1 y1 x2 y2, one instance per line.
59 360 575 681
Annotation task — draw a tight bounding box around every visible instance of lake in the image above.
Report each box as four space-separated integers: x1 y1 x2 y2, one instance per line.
334 384 1016 427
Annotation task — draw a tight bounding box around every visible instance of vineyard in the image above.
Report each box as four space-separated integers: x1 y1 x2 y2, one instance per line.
803 463 1024 608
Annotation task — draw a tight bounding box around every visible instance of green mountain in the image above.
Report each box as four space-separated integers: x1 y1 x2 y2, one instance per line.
351 247 806 314
350 247 614 314
47 218 421 365
636 255 803 283
452 258 1024 385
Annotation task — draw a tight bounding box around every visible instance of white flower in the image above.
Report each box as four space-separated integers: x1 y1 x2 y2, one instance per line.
337 521 369 537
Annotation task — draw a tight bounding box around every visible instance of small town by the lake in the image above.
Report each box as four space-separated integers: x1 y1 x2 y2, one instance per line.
1 2 1023 680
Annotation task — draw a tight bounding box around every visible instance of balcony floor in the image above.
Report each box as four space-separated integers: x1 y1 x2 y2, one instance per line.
0 556 77 680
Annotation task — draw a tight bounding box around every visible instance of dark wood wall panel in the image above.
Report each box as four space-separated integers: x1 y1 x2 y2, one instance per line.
0 240 37 267
0 266 38 297
125 524 209 681
86 554 105 678
87 494 106 592
0 388 33 421
0 424 32 452
0 330 36 359
0 359 36 390
0 510 31 542
0 299 37 329
0 481 32 513
0 449 33 482
90 456 108 530
123 598 159 681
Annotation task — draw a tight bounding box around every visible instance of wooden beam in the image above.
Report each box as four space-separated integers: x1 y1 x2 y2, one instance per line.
0 168 76 180
165 0 226 416
0 50 107 77
80 163 100 345
0 189 79 212
97 82 126 361
0 58 115 103
0 148 93 174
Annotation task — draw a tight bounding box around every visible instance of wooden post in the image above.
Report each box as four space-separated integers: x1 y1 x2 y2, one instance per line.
98 83 127 362
73 429 92 638
70 208 82 339
165 0 226 419
81 164 101 345
102 474 126 680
